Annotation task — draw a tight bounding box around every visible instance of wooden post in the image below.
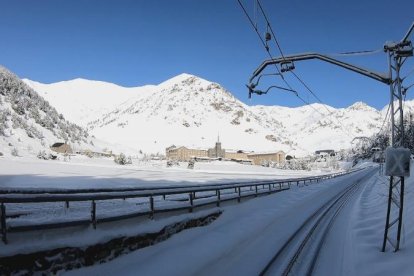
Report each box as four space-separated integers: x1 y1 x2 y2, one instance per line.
91 201 96 229
189 193 194 213
149 196 154 219
216 190 221 207
1 203 7 244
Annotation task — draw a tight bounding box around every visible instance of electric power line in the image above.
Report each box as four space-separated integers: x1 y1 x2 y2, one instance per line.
327 49 383 57
253 0 356 139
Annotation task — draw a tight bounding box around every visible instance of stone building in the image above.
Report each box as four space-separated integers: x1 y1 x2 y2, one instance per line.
166 146 207 161
207 137 225 158
166 140 285 166
224 150 249 160
50 142 73 154
247 151 285 165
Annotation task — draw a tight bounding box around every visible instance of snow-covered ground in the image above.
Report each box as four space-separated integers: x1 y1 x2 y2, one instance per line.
55 165 412 276
0 157 330 191
1 157 412 276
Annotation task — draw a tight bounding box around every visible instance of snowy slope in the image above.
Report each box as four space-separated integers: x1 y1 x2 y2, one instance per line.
0 66 92 157
24 74 414 156
251 101 386 153
23 78 157 125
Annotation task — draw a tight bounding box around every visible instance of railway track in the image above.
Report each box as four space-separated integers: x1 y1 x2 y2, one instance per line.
260 168 376 276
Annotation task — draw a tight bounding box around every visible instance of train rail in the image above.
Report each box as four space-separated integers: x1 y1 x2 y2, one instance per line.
260 168 376 275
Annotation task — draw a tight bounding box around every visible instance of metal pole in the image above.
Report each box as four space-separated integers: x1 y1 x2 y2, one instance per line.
382 49 407 252
1 204 7 244
91 200 96 229
189 193 193 212
149 196 154 219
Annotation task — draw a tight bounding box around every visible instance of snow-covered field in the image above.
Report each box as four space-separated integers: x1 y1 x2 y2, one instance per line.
1 157 413 276
60 165 414 276
0 156 330 191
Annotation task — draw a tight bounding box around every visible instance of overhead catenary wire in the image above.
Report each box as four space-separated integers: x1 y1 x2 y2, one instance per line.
236 0 284 78
378 103 391 137
326 49 383 57
402 66 414 81
249 0 355 139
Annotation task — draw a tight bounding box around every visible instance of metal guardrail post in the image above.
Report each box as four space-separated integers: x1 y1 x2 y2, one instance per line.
65 201 69 209
91 200 96 229
255 185 258 197
189 193 194 213
216 190 221 207
1 203 7 244
237 187 241 203
149 196 154 219
268 184 271 194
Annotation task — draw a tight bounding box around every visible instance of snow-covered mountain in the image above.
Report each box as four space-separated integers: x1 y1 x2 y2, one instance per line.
23 73 410 156
23 78 157 125
0 66 91 157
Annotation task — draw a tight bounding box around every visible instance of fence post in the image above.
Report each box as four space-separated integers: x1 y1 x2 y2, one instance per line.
189 193 193 213
1 203 7 244
268 184 271 194
238 187 241 203
255 185 258 197
65 201 69 209
216 190 221 207
91 200 96 229
149 196 154 219
163 194 166 200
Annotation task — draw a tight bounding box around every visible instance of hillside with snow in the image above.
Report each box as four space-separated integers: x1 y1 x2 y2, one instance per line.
0 66 94 157
23 73 413 157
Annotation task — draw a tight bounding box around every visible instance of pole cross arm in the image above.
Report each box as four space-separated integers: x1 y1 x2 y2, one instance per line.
250 52 391 85
401 22 414 43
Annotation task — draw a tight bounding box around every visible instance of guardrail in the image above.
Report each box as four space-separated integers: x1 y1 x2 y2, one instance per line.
0 168 366 244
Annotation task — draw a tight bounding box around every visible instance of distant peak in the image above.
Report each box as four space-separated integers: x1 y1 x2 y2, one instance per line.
158 73 212 88
347 101 376 111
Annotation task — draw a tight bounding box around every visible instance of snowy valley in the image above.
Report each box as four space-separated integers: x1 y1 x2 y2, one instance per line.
20 71 411 157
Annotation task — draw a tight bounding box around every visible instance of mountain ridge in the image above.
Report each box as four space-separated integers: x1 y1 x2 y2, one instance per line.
23 73 411 156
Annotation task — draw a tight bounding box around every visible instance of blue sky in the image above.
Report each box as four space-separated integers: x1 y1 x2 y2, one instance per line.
0 0 413 110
